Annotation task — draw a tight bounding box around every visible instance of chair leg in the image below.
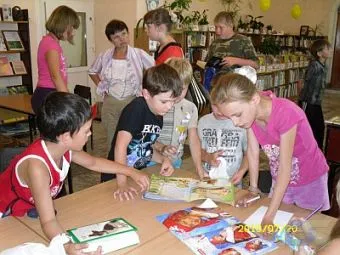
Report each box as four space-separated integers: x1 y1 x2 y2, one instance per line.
67 167 73 194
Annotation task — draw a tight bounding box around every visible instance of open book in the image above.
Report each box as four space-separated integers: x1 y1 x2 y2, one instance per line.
143 175 235 206
67 218 139 254
157 207 277 255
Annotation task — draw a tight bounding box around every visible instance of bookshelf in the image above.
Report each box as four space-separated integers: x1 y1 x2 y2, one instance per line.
0 10 32 129
0 10 32 95
134 28 326 101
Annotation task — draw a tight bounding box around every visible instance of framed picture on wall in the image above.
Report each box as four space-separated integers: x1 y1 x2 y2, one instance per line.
2 30 25 51
300 25 309 36
146 0 160 11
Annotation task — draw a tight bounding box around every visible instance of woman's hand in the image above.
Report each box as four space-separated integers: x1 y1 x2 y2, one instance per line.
160 157 174 176
64 242 103 255
113 183 138 201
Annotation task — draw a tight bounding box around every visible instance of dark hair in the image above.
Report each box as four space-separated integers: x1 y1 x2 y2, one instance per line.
105 19 129 41
214 11 234 28
310 39 330 59
37 92 92 143
45 5 80 42
143 8 172 31
143 64 182 98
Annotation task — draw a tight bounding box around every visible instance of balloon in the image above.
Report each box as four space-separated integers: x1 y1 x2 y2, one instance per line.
291 4 302 19
259 0 271 12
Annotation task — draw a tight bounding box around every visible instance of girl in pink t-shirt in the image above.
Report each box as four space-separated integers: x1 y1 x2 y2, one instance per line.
31 5 80 113
210 73 329 231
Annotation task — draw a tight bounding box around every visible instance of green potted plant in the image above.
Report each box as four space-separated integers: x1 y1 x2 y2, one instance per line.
266 24 273 34
259 36 281 56
198 9 209 31
237 17 247 33
163 0 192 24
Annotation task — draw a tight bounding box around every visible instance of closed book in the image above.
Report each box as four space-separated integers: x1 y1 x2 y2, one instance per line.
67 218 140 254
0 56 13 76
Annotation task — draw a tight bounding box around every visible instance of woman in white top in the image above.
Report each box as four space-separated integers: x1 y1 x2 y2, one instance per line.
89 20 155 149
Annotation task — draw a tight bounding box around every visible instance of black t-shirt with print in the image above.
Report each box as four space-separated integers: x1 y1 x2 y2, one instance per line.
109 96 162 168
102 97 162 182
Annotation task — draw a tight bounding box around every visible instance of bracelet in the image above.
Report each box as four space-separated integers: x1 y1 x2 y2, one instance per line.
248 186 261 195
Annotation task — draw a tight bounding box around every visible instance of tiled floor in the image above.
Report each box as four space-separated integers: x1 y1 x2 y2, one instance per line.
18 89 340 193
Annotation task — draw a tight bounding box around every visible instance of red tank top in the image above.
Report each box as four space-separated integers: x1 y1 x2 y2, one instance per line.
0 139 71 217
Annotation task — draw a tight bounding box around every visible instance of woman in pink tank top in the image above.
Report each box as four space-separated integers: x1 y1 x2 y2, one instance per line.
31 5 80 113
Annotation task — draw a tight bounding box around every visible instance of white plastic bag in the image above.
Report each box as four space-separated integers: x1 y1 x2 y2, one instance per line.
0 234 68 255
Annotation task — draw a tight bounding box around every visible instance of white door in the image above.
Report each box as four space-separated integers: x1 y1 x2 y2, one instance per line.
40 0 95 102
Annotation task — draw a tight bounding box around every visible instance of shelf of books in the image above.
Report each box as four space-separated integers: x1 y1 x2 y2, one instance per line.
0 10 32 135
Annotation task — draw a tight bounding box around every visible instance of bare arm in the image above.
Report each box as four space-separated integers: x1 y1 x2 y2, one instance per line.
89 74 101 87
264 125 296 222
247 128 260 189
188 127 204 177
22 159 63 240
114 131 132 187
221 57 259 69
45 50 68 92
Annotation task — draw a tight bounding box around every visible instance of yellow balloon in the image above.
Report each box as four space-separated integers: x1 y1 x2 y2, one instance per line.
291 4 302 19
260 0 271 12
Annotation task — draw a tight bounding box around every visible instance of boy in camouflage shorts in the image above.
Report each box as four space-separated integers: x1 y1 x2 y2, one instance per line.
207 11 258 73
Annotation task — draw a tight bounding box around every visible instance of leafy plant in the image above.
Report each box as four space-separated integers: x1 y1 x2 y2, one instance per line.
220 0 242 18
191 11 201 24
198 9 209 25
247 15 263 30
163 0 192 24
259 36 281 56
237 17 247 29
163 0 192 12
266 24 273 31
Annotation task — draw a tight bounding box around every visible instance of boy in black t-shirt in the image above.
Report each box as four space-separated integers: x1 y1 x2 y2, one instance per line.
102 64 183 201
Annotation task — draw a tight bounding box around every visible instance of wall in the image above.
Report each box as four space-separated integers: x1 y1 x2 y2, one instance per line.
94 0 137 56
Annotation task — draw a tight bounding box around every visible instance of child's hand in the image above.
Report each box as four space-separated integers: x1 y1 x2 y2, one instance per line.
161 145 177 158
261 214 275 239
160 157 174 176
64 242 103 255
235 191 261 208
113 183 138 201
130 170 150 192
197 167 209 180
231 168 247 184
206 150 224 167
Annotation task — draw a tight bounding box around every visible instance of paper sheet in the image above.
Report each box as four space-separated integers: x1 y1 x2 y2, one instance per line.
244 206 293 227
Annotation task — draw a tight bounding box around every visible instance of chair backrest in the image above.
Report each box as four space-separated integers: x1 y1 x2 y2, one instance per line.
74 85 91 105
0 147 26 172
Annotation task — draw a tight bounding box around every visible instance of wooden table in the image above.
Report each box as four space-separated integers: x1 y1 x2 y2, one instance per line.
15 159 337 254
0 94 35 142
0 216 47 251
